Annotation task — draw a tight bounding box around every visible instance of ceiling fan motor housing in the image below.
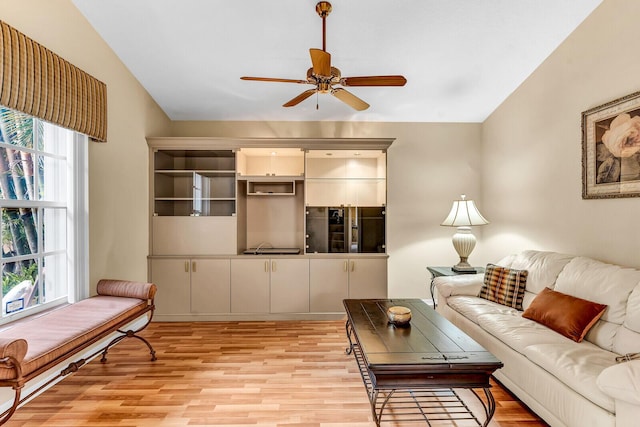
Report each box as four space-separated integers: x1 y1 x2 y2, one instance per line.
316 2 332 17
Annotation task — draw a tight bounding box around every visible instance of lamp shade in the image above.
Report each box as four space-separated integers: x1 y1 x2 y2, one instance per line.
440 195 489 227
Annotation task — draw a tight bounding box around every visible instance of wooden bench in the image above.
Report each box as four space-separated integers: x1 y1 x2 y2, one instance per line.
0 279 157 425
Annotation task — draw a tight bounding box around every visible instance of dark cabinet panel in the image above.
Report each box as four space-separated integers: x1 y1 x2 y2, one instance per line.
306 206 385 254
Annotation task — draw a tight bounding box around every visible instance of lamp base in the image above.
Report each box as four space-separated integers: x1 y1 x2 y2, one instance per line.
451 227 478 273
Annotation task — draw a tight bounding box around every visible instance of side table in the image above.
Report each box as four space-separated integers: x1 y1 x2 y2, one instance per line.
427 266 485 308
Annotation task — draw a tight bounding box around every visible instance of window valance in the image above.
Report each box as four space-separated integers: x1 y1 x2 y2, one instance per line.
0 20 107 141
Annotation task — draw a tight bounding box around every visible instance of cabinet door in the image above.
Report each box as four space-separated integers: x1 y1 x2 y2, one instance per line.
309 259 349 312
305 180 347 207
348 258 387 299
150 258 191 315
346 180 384 206
230 259 270 313
191 259 231 313
152 216 237 255
240 154 304 176
270 259 310 313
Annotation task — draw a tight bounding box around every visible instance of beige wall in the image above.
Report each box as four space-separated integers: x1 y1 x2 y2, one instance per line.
1 0 172 292
1 1 481 300
10 0 633 301
171 121 483 298
482 0 640 268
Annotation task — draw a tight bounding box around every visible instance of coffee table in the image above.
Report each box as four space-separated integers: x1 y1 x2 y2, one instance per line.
343 299 503 426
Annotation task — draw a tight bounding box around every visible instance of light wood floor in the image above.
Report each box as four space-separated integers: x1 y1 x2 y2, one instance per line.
7 321 549 426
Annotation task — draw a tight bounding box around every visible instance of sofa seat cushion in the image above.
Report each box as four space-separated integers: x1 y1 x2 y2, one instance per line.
477 313 572 354
0 295 147 380
447 295 519 324
523 343 617 412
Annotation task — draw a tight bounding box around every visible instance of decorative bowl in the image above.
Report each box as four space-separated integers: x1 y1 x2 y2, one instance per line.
387 306 411 327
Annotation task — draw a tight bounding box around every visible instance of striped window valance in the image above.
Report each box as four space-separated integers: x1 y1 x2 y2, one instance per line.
0 20 107 141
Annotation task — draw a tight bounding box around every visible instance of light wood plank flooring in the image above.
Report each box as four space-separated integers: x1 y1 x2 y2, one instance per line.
7 321 549 426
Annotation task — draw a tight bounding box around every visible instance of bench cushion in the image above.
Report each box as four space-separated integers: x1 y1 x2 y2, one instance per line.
0 295 147 380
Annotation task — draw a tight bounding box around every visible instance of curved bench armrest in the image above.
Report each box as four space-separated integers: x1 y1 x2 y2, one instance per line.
597 359 640 405
434 273 484 298
97 279 157 301
0 338 28 366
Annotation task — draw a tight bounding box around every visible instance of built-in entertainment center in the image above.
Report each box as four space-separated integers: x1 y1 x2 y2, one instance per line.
147 137 392 320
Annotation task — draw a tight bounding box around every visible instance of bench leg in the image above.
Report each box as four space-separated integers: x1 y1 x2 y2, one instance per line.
100 314 157 363
100 330 157 363
0 356 24 426
0 387 21 426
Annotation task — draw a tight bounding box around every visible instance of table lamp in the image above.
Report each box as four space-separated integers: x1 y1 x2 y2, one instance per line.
440 194 489 273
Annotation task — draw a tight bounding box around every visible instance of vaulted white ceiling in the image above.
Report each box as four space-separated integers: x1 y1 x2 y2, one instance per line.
72 0 602 122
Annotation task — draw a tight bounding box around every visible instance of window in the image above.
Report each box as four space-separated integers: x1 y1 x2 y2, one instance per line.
0 107 88 322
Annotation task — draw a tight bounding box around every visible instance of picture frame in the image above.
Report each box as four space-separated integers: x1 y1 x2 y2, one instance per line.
582 91 640 199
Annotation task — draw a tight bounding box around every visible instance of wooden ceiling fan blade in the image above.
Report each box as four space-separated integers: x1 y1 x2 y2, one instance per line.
331 88 369 111
283 89 317 107
241 76 309 84
341 75 407 86
309 48 331 76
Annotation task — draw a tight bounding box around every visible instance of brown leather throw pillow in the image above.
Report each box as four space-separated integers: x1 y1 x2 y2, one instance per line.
522 287 607 343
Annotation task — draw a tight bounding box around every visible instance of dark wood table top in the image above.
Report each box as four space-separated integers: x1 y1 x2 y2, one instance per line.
343 298 502 388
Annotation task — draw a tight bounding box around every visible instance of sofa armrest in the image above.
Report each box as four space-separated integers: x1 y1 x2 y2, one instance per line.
97 279 157 300
434 273 484 298
597 359 640 405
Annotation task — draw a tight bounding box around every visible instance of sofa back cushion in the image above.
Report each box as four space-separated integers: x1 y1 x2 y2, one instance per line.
496 250 574 309
615 284 640 354
554 256 640 352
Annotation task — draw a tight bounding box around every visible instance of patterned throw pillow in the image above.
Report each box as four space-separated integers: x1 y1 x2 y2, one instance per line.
478 264 528 310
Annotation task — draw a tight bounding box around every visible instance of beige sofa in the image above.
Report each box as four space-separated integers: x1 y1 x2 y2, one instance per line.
434 250 640 427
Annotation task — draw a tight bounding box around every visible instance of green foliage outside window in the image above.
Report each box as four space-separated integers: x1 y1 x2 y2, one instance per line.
2 261 37 298
0 107 42 303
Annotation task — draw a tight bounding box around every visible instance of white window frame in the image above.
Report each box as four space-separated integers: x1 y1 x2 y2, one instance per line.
0 117 89 324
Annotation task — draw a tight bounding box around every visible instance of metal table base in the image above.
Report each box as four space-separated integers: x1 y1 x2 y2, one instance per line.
346 320 496 426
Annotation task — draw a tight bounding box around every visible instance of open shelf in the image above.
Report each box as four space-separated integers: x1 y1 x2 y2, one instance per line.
153 150 236 216
247 181 296 196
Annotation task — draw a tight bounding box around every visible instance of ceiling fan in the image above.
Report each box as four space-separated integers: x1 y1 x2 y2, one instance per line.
240 1 407 111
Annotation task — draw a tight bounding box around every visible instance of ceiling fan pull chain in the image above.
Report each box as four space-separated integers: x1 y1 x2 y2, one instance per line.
316 91 319 110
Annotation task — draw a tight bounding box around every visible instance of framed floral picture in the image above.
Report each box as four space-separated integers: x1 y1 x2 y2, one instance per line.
582 91 640 199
